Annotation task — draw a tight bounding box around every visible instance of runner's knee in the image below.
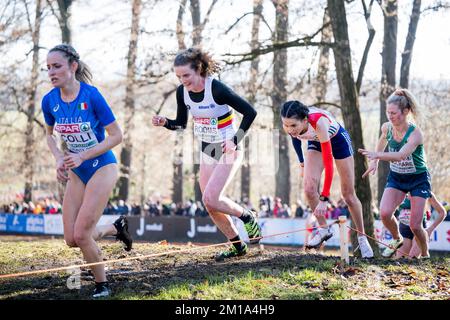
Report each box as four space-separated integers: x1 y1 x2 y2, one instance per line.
202 190 220 211
64 236 78 248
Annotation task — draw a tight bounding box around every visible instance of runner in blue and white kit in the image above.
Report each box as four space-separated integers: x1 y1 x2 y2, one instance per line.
152 48 262 261
42 44 132 298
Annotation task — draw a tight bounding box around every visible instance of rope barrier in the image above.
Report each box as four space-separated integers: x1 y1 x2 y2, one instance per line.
0 219 413 280
0 221 338 280
344 224 410 257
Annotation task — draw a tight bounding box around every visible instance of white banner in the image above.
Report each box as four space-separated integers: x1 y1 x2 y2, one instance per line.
36 214 450 252
234 217 450 251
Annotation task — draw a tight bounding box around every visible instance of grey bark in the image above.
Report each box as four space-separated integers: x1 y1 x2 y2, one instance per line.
23 0 42 202
313 7 332 103
400 0 421 89
241 0 263 202
327 0 377 256
272 0 290 204
171 0 189 205
378 0 397 205
118 0 141 201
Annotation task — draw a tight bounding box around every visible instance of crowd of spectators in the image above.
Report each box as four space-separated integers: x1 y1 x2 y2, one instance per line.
1 198 62 215
2 195 450 222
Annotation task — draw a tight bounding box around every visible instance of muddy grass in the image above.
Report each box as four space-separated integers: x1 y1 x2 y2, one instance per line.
0 235 448 300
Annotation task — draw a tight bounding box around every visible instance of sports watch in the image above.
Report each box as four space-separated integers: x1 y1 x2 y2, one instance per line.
319 195 329 202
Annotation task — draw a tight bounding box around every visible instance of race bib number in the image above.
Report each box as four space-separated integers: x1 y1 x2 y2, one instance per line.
398 209 411 226
54 122 99 153
193 117 220 141
390 155 417 174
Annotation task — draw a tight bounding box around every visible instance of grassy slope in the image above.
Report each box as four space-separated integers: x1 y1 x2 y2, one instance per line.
0 236 448 300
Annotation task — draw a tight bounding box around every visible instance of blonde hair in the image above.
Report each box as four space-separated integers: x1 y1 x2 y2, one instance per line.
387 88 423 123
49 44 93 84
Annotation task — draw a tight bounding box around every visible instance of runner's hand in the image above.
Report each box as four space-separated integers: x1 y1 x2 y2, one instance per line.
221 140 237 153
63 152 84 169
362 159 378 178
56 157 69 182
152 115 167 127
358 148 379 161
314 200 328 218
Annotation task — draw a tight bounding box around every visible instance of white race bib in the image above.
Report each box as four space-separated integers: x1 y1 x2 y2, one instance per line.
398 209 411 225
54 122 99 153
193 117 220 142
390 155 417 174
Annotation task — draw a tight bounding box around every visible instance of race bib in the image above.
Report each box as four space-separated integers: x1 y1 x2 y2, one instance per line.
54 122 99 153
193 117 220 141
398 209 411 226
390 155 416 174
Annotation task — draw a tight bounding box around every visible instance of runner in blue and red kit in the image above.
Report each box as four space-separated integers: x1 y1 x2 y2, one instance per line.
281 101 373 258
42 44 132 298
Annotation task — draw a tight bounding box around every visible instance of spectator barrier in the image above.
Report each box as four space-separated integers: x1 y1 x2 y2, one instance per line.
0 213 449 251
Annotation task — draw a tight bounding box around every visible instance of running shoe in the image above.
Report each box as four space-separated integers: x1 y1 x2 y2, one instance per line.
113 216 133 251
92 282 110 299
214 243 248 262
382 236 404 258
358 236 374 259
305 227 333 249
243 210 262 244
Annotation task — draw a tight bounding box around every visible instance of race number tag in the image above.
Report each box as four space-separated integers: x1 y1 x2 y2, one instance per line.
54 122 99 153
390 155 416 174
193 117 220 141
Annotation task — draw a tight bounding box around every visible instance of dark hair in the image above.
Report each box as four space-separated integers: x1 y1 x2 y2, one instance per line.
174 47 221 77
280 100 309 120
49 44 93 84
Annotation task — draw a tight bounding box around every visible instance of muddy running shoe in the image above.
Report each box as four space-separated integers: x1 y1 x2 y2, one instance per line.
243 210 262 244
305 227 333 249
113 216 133 251
382 236 404 258
214 243 248 262
92 282 110 299
358 236 374 259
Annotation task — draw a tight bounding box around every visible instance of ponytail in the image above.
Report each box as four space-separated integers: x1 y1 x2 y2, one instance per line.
387 88 423 123
49 44 93 84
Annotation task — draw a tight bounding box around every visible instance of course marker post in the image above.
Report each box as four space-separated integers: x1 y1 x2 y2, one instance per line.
339 216 349 263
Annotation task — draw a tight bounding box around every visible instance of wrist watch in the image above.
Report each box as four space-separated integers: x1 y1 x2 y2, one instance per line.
319 195 329 202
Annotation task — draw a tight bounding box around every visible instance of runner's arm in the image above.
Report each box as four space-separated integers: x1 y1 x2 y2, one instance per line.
164 85 189 130
315 117 333 198
213 80 257 145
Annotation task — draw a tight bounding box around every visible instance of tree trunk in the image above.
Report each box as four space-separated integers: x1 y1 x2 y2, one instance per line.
57 0 72 43
190 0 201 46
241 0 263 202
400 0 421 89
327 0 377 256
313 7 331 103
55 0 73 203
272 0 290 205
23 0 42 203
378 0 397 205
171 0 189 205
118 0 141 201
190 0 202 201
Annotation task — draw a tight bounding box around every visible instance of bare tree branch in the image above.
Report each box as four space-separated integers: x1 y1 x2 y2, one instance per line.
310 101 342 109
356 0 375 94
223 23 333 65
199 0 218 35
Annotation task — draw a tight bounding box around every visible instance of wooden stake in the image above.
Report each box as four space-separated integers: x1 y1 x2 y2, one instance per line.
339 216 349 263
